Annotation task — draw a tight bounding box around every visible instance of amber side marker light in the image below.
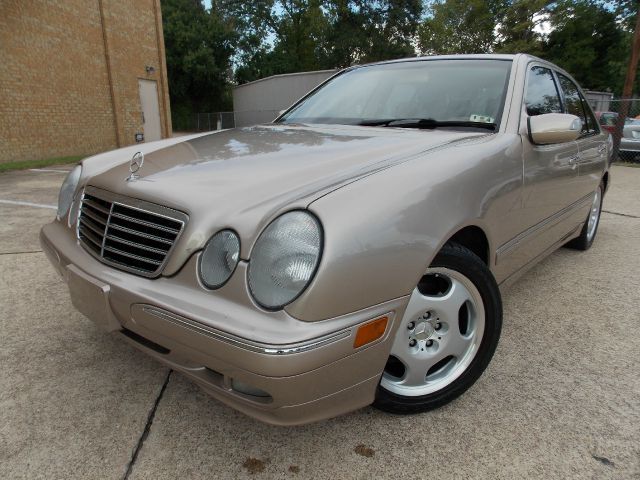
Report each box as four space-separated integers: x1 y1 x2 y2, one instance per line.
353 316 389 348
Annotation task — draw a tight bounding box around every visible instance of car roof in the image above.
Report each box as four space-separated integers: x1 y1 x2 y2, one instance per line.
380 53 517 63
353 53 518 69
350 53 565 73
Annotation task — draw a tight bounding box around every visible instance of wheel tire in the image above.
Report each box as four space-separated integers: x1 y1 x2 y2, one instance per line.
373 243 502 414
565 182 604 251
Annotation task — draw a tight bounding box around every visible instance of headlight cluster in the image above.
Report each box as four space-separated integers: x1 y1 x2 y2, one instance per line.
198 230 240 289
57 165 82 220
248 211 322 309
198 211 322 310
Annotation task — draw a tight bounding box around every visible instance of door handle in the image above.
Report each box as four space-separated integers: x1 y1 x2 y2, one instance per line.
568 154 579 164
598 144 607 155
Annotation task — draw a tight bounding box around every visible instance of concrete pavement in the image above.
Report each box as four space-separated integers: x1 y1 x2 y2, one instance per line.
0 165 638 479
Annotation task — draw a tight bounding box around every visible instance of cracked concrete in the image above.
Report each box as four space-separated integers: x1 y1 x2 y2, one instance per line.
122 371 172 480
603 209 640 219
0 165 638 479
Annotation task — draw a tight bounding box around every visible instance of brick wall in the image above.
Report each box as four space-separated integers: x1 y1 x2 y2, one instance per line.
0 0 171 164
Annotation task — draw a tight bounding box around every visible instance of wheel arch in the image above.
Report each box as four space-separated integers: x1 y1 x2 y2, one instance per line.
440 224 492 267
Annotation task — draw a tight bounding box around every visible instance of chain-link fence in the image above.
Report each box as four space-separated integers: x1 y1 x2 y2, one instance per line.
195 112 235 132
595 99 640 163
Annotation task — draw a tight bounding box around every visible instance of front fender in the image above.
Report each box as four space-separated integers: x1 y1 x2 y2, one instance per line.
285 134 523 321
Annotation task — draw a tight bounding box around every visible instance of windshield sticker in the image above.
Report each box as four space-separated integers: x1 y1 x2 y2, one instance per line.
470 114 495 123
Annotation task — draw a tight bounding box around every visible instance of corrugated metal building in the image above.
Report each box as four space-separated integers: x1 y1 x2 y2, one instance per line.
232 70 338 127
584 90 614 112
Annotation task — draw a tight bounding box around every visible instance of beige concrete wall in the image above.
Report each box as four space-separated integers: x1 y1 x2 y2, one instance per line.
0 0 171 163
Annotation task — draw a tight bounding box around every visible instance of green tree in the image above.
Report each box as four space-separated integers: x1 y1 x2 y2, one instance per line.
417 0 552 57
227 0 330 83
161 0 236 130
314 0 365 67
418 0 499 54
494 0 550 56
361 0 423 62
614 0 640 30
322 0 422 66
229 0 422 83
162 0 636 114
543 0 627 92
611 0 640 96
269 0 330 71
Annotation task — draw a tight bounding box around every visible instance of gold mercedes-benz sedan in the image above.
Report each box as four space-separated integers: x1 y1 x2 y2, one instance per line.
41 54 610 425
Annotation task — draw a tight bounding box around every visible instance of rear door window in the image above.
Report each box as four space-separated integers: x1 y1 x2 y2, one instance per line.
557 74 588 134
525 66 562 116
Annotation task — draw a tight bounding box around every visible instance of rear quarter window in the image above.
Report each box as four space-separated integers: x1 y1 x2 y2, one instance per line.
557 74 588 134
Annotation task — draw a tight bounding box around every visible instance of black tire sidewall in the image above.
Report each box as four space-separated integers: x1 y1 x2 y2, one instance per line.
374 243 503 414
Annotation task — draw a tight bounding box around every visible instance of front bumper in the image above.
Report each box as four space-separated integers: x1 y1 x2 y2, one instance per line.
40 221 408 425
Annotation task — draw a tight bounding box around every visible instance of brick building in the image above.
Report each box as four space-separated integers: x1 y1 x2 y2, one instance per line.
0 0 172 164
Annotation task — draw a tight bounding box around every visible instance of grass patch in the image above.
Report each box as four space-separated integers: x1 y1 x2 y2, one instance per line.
0 155 84 173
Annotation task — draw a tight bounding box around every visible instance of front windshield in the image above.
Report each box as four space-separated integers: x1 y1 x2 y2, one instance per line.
278 59 512 129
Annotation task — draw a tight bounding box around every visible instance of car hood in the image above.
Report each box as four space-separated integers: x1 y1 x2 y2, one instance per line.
85 124 487 273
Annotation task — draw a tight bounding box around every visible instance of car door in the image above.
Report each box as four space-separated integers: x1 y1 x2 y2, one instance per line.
499 65 581 274
556 73 607 200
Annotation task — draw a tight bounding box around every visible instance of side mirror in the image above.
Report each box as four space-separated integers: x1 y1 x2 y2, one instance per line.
528 113 582 145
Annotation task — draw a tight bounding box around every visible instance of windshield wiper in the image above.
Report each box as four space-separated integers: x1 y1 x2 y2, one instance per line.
358 118 497 131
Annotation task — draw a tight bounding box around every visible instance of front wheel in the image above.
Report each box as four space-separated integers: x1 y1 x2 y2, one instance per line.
373 243 502 414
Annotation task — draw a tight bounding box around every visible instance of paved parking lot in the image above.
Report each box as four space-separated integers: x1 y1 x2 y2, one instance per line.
1 165 639 479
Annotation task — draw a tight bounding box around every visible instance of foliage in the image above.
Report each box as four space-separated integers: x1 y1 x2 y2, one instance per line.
160 0 639 122
543 0 627 92
494 0 550 56
418 0 638 94
225 0 331 83
227 0 423 83
615 0 640 30
327 0 423 66
418 0 499 54
161 0 236 130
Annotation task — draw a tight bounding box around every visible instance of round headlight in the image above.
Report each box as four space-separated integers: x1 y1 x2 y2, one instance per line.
199 230 240 289
248 211 322 310
57 164 82 220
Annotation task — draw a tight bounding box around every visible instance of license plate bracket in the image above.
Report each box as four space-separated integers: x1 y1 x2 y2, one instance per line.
66 265 121 332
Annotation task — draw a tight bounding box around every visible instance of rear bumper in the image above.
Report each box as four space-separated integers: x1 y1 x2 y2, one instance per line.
40 221 408 425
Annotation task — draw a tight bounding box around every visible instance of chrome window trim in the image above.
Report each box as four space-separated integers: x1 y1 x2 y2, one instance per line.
77 186 189 278
141 305 354 355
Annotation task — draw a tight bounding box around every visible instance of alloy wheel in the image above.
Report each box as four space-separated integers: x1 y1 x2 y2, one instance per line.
586 186 602 242
381 267 485 397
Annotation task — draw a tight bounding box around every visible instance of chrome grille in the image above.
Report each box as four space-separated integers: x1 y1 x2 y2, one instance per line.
77 186 188 277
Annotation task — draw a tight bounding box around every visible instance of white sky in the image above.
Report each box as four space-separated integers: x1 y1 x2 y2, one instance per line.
532 12 552 35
